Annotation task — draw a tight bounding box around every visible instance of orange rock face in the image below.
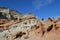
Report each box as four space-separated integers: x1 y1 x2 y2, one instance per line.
0 7 60 40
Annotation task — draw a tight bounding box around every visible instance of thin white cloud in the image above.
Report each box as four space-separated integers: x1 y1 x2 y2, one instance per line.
32 0 55 10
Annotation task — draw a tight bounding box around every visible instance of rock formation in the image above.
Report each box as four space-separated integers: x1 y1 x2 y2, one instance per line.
0 7 60 40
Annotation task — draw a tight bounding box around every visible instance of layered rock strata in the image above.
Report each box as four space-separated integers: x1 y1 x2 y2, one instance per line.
0 7 60 40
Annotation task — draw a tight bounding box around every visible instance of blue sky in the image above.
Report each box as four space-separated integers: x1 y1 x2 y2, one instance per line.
0 0 60 19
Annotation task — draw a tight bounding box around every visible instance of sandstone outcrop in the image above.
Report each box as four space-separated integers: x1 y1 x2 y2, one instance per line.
0 7 60 40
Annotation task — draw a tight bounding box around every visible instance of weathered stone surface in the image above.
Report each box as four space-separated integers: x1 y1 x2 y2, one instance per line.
0 7 60 40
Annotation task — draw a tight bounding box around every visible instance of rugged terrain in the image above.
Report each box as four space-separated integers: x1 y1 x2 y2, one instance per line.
0 7 60 40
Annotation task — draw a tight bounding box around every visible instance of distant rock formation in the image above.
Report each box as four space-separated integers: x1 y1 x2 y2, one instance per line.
0 7 60 40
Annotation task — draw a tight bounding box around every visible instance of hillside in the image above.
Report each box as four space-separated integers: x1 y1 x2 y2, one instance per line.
0 7 60 40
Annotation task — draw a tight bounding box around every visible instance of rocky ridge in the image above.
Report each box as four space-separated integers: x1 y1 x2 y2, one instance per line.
0 7 60 40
